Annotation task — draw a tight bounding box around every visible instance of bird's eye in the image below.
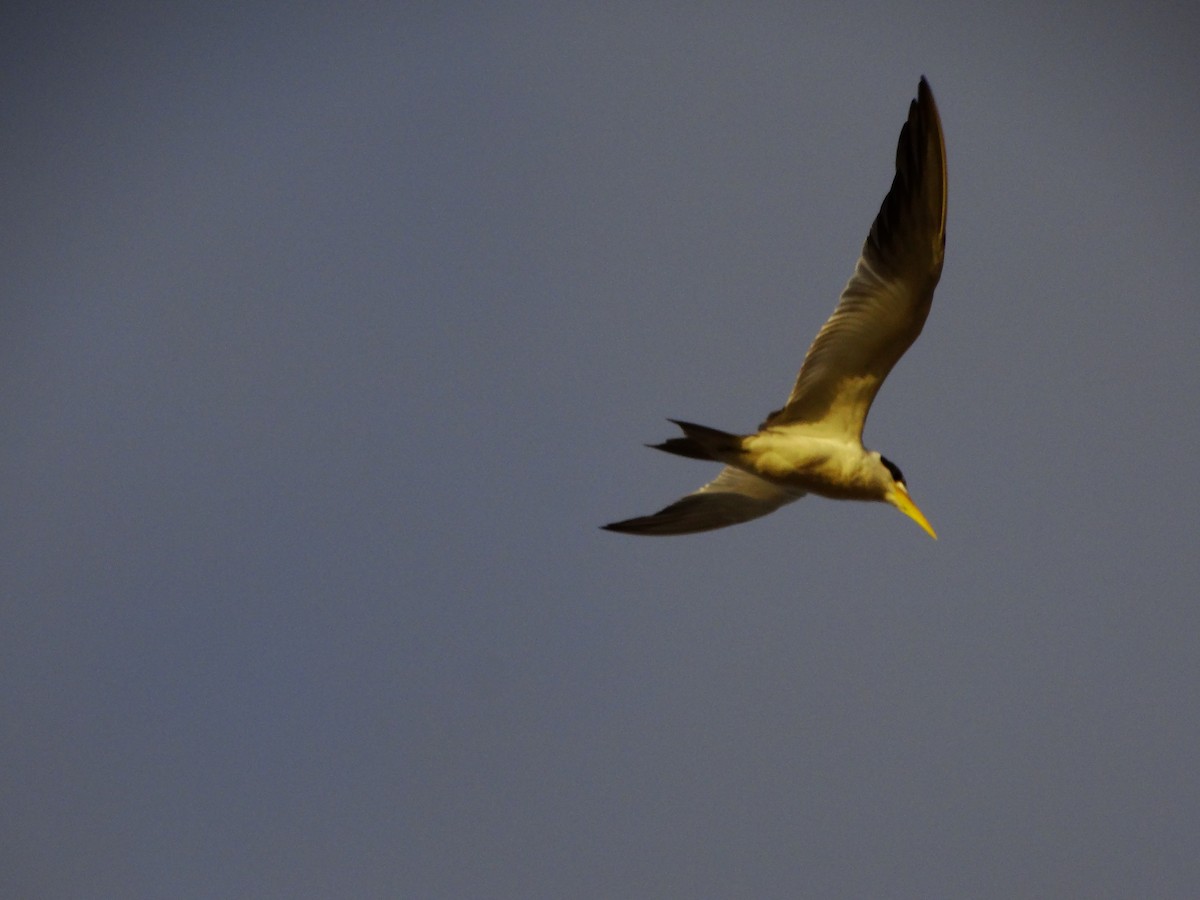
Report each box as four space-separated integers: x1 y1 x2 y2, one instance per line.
881 456 905 486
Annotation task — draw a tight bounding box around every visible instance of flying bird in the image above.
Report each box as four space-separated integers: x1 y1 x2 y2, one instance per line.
603 78 947 538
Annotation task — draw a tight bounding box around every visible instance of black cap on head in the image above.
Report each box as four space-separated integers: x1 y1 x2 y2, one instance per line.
881 456 906 486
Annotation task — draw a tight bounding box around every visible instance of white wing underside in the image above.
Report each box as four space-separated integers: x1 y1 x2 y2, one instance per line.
603 467 804 536
764 77 947 440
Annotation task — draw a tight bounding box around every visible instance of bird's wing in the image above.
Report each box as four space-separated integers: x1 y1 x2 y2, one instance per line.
764 77 947 439
602 466 804 536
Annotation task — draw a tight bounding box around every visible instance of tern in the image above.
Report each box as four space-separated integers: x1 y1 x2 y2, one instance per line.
603 78 946 538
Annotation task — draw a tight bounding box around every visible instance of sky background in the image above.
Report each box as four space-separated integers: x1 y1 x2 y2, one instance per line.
4 2 1200 897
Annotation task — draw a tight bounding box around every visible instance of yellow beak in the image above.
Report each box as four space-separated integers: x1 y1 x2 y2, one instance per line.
887 486 937 539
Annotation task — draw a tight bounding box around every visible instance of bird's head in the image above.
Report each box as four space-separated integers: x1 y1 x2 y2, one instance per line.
879 456 937 539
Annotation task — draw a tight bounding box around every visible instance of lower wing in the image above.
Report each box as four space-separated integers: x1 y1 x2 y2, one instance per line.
602 466 804 536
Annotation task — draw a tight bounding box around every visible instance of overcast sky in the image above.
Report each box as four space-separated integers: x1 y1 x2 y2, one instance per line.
4 3 1200 897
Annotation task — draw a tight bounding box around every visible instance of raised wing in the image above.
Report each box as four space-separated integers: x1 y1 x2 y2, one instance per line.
765 77 947 439
602 466 804 536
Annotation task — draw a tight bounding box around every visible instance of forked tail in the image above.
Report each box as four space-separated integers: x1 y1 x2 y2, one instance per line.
651 419 744 462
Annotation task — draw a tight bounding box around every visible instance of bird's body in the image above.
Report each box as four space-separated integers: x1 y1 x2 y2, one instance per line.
604 78 947 538
742 431 893 501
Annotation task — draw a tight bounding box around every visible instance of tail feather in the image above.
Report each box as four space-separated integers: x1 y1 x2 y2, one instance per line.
651 419 743 461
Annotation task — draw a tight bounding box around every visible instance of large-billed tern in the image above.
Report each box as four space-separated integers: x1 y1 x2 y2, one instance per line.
604 78 946 538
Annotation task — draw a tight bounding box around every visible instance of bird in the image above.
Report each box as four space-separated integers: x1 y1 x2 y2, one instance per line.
603 77 947 538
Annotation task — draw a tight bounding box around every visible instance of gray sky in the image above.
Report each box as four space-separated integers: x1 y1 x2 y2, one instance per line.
4 3 1200 897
